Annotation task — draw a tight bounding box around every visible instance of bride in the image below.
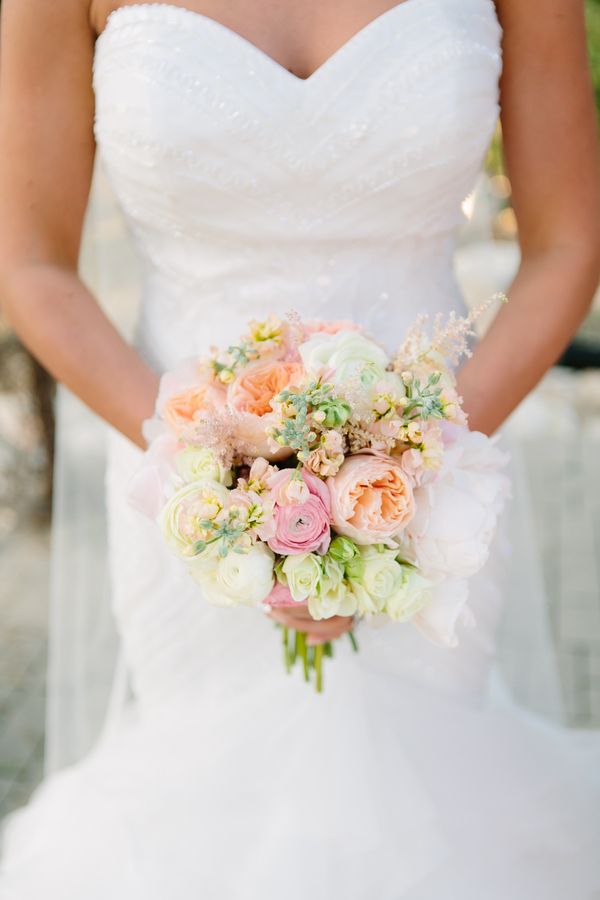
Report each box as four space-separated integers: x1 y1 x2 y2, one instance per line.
0 0 599 896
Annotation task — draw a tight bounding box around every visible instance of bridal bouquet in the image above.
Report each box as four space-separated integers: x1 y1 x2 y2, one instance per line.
129 303 509 691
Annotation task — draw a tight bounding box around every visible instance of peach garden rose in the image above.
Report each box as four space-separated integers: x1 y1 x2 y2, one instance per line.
227 359 304 459
163 382 227 434
328 452 416 544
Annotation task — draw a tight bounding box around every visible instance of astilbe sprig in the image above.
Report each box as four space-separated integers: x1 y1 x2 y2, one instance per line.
393 293 508 371
182 407 258 469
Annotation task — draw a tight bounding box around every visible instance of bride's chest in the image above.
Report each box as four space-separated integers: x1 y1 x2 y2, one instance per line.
92 0 501 237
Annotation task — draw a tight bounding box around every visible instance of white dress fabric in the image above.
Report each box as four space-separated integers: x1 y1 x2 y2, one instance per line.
2 1 600 897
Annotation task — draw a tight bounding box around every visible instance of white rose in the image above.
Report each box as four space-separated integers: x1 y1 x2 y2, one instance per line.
175 446 233 486
399 427 510 580
347 545 403 615
385 568 432 622
308 581 358 621
281 554 322 603
160 479 231 559
192 542 275 607
299 331 389 385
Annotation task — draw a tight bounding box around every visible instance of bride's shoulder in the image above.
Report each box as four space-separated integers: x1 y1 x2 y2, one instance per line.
0 0 96 43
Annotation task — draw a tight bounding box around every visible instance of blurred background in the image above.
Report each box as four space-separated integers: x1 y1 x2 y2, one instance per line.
1 1 600 819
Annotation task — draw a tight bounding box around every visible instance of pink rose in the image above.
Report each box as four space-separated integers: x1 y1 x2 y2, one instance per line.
267 469 331 555
328 452 415 543
263 581 300 608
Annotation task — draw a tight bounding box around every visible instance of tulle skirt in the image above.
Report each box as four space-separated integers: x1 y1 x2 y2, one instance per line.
1 624 600 899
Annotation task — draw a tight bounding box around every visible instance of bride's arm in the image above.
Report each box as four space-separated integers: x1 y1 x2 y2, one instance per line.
457 0 600 435
0 0 159 448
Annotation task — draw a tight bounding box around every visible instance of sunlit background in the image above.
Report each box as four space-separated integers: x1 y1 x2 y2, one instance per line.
1 1 600 818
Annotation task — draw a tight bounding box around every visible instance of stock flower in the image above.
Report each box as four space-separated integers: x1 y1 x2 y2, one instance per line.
304 430 345 478
398 422 445 484
235 457 278 495
160 479 230 558
175 446 233 486
227 489 276 542
299 330 389 385
400 425 509 580
328 452 415 544
192 542 275 607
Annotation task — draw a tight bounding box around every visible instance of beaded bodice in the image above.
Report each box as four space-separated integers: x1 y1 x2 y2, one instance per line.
93 0 501 369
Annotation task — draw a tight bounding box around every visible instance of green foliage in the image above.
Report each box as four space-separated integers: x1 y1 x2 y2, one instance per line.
587 0 600 125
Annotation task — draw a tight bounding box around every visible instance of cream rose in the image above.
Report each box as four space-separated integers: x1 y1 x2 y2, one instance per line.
175 446 233 486
299 330 389 385
385 568 432 622
328 452 415 544
349 545 404 615
280 554 322 603
308 581 358 621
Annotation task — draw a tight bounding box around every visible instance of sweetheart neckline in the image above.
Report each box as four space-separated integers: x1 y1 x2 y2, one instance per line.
97 0 432 85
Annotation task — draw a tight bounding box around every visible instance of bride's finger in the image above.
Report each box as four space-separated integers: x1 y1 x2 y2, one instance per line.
267 608 353 638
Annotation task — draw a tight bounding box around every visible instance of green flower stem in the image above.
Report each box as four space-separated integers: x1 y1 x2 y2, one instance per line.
314 644 324 693
298 632 310 682
348 631 359 653
292 630 301 666
283 627 292 673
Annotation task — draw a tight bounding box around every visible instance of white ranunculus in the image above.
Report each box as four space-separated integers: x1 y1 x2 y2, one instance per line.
299 330 389 385
160 478 231 558
192 542 275 607
175 446 233 487
399 427 510 581
385 568 432 622
281 554 322 603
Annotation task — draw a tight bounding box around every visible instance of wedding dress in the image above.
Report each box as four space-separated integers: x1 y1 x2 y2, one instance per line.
2 1 600 897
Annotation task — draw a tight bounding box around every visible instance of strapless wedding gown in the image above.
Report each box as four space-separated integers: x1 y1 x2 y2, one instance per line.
2 2 600 897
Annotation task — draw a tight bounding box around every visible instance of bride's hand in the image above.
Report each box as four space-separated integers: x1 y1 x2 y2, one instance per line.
266 603 353 645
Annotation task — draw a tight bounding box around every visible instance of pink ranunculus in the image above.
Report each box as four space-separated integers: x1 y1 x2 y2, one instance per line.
267 468 331 555
328 452 415 544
